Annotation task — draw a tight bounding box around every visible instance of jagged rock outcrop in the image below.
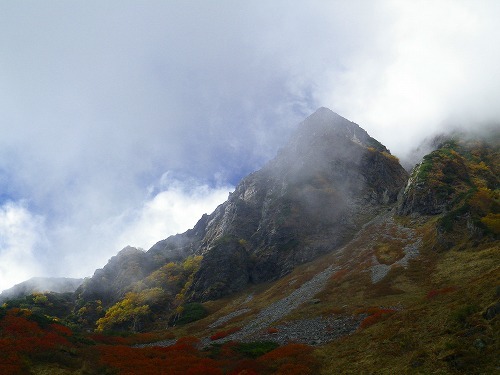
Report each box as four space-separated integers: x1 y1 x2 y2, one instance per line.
399 136 499 217
398 134 499 248
398 139 470 216
184 108 408 300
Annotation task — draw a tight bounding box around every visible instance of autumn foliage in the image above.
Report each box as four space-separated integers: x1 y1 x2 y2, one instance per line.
257 343 318 374
210 326 241 341
0 308 74 374
357 307 396 329
97 336 318 375
0 304 319 374
99 337 221 374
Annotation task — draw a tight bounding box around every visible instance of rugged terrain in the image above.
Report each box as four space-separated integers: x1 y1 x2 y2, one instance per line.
0 108 498 374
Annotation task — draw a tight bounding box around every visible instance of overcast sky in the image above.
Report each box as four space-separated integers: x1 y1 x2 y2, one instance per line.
1 0 499 292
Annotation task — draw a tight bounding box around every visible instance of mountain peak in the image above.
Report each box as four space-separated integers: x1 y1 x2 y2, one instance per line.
306 106 345 121
293 107 389 154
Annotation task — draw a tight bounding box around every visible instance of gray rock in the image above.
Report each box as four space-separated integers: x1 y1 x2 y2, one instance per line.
483 302 500 320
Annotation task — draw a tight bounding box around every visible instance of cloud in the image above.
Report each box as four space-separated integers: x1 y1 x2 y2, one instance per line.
0 178 232 291
0 201 46 292
318 0 500 156
48 175 233 277
114 175 232 252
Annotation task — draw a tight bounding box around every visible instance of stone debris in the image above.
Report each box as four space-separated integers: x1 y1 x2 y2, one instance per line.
219 265 340 342
241 315 365 346
370 214 422 283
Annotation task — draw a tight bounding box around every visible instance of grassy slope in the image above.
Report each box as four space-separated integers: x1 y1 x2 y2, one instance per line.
315 221 499 374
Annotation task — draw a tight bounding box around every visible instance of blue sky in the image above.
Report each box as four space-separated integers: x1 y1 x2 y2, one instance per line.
1 0 500 292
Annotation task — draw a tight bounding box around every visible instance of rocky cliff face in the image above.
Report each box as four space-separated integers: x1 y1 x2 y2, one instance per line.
183 108 408 300
77 108 409 304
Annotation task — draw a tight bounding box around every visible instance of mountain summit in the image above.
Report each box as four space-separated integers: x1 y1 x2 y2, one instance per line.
77 108 408 303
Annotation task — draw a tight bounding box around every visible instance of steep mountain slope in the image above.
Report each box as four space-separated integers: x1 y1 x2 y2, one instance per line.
76 108 408 307
186 108 407 301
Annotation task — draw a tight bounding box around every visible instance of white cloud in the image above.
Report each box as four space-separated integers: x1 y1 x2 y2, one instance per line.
0 201 46 292
44 176 233 281
0 179 232 292
114 176 233 252
319 0 500 156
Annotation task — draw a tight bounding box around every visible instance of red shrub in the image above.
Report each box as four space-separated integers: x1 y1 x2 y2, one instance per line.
210 327 241 341
267 327 279 334
358 308 396 329
50 323 73 337
89 333 128 345
187 363 223 375
229 369 259 375
226 359 262 375
98 337 223 375
258 343 318 373
0 308 74 372
277 363 314 375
